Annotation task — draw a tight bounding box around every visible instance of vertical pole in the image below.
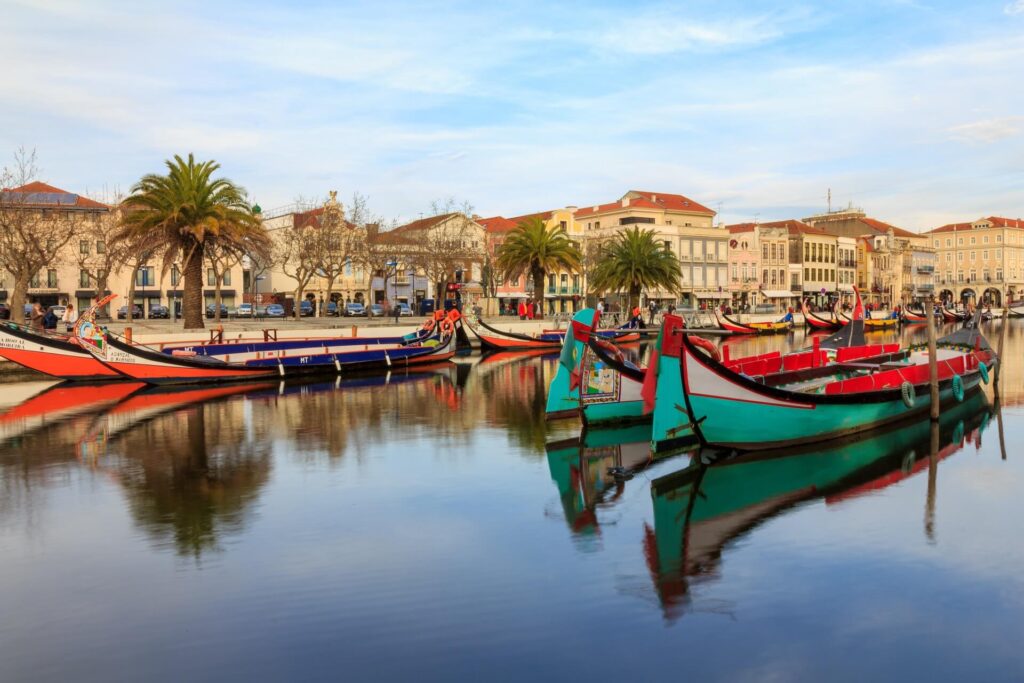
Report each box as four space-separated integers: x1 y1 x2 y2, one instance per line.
924 419 939 542
996 298 1009 385
925 294 939 420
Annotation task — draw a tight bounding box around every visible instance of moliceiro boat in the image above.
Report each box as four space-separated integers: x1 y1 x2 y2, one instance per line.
664 303 996 450
714 309 793 335
0 322 121 381
468 315 638 353
545 308 647 427
801 300 845 331
839 309 899 329
647 390 992 621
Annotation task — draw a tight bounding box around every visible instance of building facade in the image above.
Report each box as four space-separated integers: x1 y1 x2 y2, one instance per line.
577 190 724 308
927 216 1024 306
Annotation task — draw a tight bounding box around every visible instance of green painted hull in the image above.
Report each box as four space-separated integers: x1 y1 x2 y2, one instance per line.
650 391 991 599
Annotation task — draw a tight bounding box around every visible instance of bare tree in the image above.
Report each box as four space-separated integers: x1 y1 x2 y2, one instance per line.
406 198 480 302
208 242 243 323
0 149 79 322
74 197 133 318
274 218 319 320
314 191 368 317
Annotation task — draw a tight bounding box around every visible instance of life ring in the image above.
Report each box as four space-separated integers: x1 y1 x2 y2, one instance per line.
951 374 964 402
423 318 436 332
978 361 990 385
440 318 455 336
687 335 721 362
900 381 915 409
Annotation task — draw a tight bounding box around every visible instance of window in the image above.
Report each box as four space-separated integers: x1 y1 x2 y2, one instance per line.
983 269 990 281
958 238 964 245
945 253 952 263
946 238 951 247
207 268 216 286
223 269 231 286
664 240 671 251
770 270 777 285
996 249 1002 259
136 266 155 287
79 269 91 287
47 270 58 288
731 264 738 281
934 239 939 248
957 252 964 262
983 236 989 244
804 243 810 261
983 250 988 260
763 244 769 260
96 240 105 254
762 269 769 284
559 221 567 230
171 265 180 287
970 237 976 245
969 270 976 282
996 268 1003 281
79 239 89 255
970 251 976 261
572 275 580 290
594 221 600 229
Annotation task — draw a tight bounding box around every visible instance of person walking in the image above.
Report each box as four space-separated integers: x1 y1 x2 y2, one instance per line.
597 299 605 316
518 300 526 320
647 299 658 327
393 301 401 324
29 302 44 332
62 303 76 333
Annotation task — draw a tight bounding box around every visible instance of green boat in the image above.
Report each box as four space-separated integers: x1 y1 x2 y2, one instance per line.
648 391 992 620
545 424 695 535
545 308 648 427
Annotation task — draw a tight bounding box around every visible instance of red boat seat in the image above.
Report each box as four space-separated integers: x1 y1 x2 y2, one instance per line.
834 344 900 363
825 353 975 394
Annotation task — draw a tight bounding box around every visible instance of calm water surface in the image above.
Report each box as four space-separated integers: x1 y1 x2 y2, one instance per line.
1 322 1023 682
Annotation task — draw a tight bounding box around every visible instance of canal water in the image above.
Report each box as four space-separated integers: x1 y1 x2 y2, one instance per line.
0 322 1022 682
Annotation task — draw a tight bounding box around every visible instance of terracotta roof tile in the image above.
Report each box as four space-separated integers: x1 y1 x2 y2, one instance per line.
3 181 108 209
573 190 714 218
478 216 519 233
391 213 460 234
857 217 918 238
928 216 1024 233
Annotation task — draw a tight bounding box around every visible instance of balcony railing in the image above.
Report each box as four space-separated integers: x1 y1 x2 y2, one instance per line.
916 265 935 274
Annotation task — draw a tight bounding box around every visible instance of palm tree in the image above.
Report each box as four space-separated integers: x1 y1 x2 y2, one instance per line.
589 227 681 312
116 154 269 328
495 216 581 319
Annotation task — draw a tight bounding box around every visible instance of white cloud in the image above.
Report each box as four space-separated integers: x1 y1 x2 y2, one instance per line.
948 117 1024 144
1005 0 1024 15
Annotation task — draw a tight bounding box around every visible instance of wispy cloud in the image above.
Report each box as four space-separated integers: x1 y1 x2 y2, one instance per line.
1006 0 1024 15
948 117 1024 144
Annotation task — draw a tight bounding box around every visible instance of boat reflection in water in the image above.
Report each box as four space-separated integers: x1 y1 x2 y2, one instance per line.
647 391 993 621
0 364 460 559
545 424 696 537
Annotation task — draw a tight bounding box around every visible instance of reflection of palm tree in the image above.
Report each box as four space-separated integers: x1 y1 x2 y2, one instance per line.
115 403 272 559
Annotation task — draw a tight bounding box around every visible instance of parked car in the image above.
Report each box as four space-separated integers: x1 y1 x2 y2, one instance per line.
117 305 143 320
345 302 367 317
235 303 254 318
263 303 285 318
0 304 9 320
148 304 170 319
367 303 385 317
397 303 413 316
326 301 339 316
299 300 314 316
205 303 229 318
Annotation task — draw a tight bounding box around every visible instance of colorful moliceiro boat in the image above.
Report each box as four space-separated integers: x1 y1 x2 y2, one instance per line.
75 310 462 385
663 304 996 450
839 310 899 329
0 322 121 381
468 315 639 352
801 300 845 331
714 309 793 335
545 308 648 426
647 390 991 620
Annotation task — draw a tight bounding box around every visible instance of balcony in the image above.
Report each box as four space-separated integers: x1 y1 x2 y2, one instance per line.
559 286 568 294
916 265 935 274
547 286 556 294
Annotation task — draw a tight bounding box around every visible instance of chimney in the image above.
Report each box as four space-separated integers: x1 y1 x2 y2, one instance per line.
621 198 629 207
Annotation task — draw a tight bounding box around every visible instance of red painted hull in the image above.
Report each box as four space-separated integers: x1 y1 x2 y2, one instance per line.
0 325 119 380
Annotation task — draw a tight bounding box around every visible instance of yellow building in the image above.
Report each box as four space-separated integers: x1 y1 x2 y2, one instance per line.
576 190 724 309
926 216 1024 307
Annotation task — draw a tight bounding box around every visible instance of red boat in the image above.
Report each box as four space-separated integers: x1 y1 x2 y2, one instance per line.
801 300 845 331
0 323 120 381
901 308 929 324
941 306 966 323
713 309 792 335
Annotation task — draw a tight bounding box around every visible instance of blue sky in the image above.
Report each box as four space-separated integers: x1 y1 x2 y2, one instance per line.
2 0 1023 230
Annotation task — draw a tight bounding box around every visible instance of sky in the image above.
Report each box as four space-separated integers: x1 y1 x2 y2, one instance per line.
2 0 1023 231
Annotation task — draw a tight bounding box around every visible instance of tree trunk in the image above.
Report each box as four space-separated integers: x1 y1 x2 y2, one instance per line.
324 276 336 318
183 244 205 329
126 265 137 326
95 272 110 319
293 285 303 320
214 275 223 324
532 267 545 320
10 275 28 325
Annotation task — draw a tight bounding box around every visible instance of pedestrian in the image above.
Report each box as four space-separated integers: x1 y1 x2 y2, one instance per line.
597 299 605 316
43 306 58 330
62 303 76 333
518 299 526 320
29 302 44 332
393 301 401 324
527 299 535 320
647 299 657 326
667 302 675 316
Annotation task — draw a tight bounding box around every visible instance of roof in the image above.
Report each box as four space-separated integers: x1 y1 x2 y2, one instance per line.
477 216 519 234
857 216 918 239
1 181 108 209
726 223 756 233
859 236 875 252
928 216 1024 233
391 213 460 234
573 190 714 218
507 210 554 224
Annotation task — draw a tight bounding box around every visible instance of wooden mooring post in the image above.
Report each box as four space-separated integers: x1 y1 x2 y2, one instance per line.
925 295 939 420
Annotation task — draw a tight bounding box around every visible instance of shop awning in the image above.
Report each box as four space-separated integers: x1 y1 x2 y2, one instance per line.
762 290 797 298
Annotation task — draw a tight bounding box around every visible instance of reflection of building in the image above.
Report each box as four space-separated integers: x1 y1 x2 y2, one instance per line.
577 190 724 308
926 216 1024 307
